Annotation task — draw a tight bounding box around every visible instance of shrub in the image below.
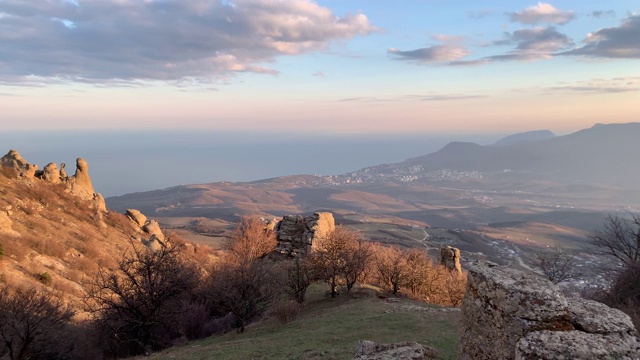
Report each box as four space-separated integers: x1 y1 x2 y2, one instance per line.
0 243 4 259
37 272 52 286
270 300 301 324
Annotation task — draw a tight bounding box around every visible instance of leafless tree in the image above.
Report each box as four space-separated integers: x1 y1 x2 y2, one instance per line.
225 216 277 266
283 258 314 304
86 243 201 357
207 260 278 333
309 226 371 298
375 245 408 295
590 214 640 267
0 286 74 360
535 246 582 284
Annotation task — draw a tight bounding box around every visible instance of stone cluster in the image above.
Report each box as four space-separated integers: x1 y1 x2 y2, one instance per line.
354 340 437 360
459 261 640 359
0 149 106 211
126 209 166 251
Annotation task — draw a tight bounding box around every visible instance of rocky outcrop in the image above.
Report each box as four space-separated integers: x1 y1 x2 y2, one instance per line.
41 163 62 183
0 149 38 178
126 208 167 250
439 246 462 274
0 150 106 211
0 210 19 236
126 209 148 227
459 261 640 360
68 158 95 200
273 212 335 257
354 340 438 360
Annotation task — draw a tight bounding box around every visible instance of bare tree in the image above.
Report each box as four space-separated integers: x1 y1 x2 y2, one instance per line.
0 286 74 360
225 216 277 266
535 246 582 284
590 214 640 266
375 245 408 295
309 226 371 298
86 243 201 357
283 258 313 304
207 260 278 333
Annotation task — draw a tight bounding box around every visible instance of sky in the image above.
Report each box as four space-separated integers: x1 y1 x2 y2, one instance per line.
1 0 639 134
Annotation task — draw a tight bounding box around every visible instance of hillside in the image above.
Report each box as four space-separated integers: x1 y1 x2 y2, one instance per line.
0 150 207 312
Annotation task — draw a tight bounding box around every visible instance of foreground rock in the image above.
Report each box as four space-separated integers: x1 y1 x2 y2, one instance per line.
439 245 462 274
354 340 438 360
459 261 640 359
273 212 335 257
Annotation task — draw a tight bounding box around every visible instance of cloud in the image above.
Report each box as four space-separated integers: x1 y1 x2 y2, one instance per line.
312 71 325 77
467 9 493 19
336 93 487 103
0 0 373 85
489 27 574 61
508 3 575 25
561 15 640 59
547 77 640 94
590 10 616 19
388 35 469 64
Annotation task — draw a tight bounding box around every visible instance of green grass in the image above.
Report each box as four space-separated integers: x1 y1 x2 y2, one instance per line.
145 286 461 360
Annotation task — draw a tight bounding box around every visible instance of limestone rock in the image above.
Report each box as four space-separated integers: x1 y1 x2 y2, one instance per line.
41 163 62 184
93 193 107 213
354 340 438 360
68 158 96 200
0 211 19 236
126 209 148 227
439 246 462 274
516 330 640 360
143 237 163 252
143 220 165 241
274 212 335 257
459 261 640 360
0 149 38 178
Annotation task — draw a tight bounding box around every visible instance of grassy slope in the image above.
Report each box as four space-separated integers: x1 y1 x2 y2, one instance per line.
145 286 461 360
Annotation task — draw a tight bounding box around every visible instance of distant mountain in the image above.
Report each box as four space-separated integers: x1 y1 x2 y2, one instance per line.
396 122 640 188
493 130 555 146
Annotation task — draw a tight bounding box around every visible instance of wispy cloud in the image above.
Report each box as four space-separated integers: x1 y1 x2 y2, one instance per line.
0 0 373 85
467 9 494 19
336 93 487 103
590 10 616 19
489 27 574 61
507 2 575 25
547 77 640 94
388 35 469 64
561 15 640 59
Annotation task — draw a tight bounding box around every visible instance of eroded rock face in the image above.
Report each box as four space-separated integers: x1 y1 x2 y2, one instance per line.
439 246 462 274
143 220 165 242
41 163 62 184
354 340 438 360
0 149 38 178
126 209 148 227
459 261 640 360
274 212 335 257
68 158 95 200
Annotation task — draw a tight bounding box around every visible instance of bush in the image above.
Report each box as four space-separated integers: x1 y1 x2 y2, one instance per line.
0 286 75 360
270 300 301 324
0 243 4 259
86 244 202 357
37 272 52 286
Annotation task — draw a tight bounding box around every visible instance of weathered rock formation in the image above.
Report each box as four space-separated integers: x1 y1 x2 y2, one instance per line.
126 208 167 250
1 150 106 211
354 340 438 360
0 149 38 178
439 246 462 274
273 212 335 257
68 158 95 200
459 261 640 360
0 210 19 236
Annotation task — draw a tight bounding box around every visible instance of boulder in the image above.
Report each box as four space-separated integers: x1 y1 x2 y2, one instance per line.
68 158 96 200
0 149 37 178
126 209 148 227
93 193 107 213
439 246 462 274
459 261 640 360
143 220 165 241
354 340 438 360
41 163 62 184
0 211 19 236
274 212 335 257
